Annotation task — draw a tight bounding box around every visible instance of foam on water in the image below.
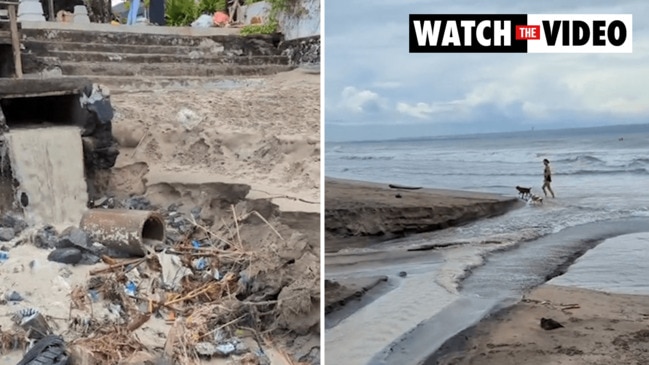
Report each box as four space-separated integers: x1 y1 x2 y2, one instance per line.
5 127 88 226
325 271 457 365
549 232 649 295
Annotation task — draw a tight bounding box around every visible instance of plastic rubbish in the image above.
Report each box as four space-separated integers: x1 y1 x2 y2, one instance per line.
192 14 214 28
215 343 236 356
213 11 229 26
88 289 99 302
5 290 23 301
193 257 207 270
125 281 137 296
192 240 201 249
0 250 8 263
15 335 68 365
13 308 39 324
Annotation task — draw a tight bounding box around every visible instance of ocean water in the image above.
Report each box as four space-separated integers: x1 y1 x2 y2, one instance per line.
326 124 649 251
325 124 649 365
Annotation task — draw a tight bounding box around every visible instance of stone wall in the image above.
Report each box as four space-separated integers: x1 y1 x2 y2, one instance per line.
241 0 320 41
279 34 319 66
278 0 320 40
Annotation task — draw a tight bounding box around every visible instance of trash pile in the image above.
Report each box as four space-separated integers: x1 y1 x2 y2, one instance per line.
0 195 320 364
192 11 230 28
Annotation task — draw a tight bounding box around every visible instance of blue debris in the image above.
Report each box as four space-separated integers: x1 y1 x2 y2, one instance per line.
124 281 137 296
88 289 100 302
0 250 8 263
194 257 207 270
192 240 201 249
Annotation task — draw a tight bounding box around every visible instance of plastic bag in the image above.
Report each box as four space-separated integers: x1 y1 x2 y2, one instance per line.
213 11 229 26
191 14 214 28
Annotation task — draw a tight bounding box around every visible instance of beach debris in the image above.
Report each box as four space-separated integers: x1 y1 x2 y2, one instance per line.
124 281 137 296
125 195 153 211
192 14 215 28
56 227 90 250
0 199 315 364
13 308 39 323
19 312 52 340
0 227 15 242
398 271 407 278
33 225 58 249
560 304 581 312
91 196 116 209
15 335 69 365
193 257 208 270
213 11 229 27
4 290 23 302
395 193 402 198
176 107 203 130
0 249 8 263
540 317 564 330
80 209 166 257
48 247 83 265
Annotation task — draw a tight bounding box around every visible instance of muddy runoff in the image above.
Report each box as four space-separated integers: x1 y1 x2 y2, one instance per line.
0 92 319 365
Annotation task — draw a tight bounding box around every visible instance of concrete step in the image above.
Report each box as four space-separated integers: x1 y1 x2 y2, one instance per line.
32 50 290 65
24 40 214 56
59 61 294 77
21 29 281 56
58 75 269 92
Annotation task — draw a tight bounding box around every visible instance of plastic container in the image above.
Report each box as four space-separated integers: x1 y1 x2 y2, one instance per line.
0 250 9 263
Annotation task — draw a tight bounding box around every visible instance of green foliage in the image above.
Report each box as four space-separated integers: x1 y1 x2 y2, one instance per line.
240 0 293 35
164 0 198 26
240 19 278 35
197 0 226 15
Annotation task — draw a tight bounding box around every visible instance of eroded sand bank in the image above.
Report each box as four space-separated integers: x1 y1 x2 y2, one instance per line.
325 178 521 253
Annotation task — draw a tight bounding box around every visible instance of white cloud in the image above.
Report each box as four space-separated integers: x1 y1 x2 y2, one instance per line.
338 86 387 113
326 0 649 137
396 100 471 119
396 102 433 119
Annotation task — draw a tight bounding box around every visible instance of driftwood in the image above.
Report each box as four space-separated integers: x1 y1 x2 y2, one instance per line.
388 184 423 190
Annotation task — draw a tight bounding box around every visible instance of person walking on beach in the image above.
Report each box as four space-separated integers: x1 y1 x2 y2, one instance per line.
542 159 555 198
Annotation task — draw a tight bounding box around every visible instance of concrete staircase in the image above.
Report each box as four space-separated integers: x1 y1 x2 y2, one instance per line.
19 27 295 89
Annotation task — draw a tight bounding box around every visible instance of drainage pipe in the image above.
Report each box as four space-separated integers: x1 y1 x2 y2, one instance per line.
80 209 165 257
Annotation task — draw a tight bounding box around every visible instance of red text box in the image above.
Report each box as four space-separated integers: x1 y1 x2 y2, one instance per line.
515 25 541 40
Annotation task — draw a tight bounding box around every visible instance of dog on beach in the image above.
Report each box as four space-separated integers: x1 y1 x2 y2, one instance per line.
529 194 544 205
516 186 532 199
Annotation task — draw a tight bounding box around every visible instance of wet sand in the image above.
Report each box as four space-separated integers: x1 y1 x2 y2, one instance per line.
433 285 649 365
324 178 522 365
325 178 521 253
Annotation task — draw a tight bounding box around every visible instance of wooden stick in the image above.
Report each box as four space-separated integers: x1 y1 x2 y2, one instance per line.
90 257 146 275
231 205 243 251
198 315 245 339
8 4 22 79
126 313 151 332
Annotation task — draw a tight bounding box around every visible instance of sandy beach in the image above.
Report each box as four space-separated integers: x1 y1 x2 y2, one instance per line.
0 69 320 364
433 284 649 365
324 178 522 365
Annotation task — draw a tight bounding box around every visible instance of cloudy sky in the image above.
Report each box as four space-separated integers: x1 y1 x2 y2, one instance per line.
324 0 649 141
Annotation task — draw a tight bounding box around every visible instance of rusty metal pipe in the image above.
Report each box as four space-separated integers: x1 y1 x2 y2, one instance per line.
80 209 165 257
